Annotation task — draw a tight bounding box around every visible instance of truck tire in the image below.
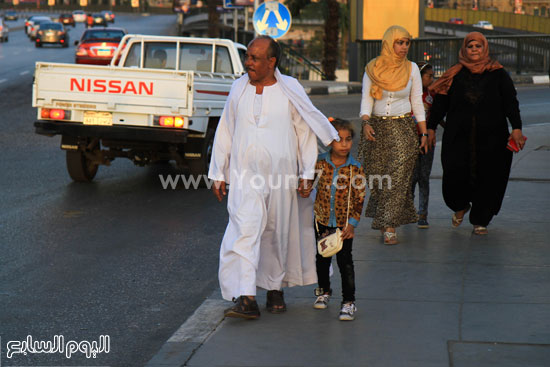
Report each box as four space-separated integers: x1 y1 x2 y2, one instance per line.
66 150 98 182
187 128 215 180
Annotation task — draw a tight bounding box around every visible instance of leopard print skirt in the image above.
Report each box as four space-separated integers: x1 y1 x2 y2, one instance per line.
358 115 419 229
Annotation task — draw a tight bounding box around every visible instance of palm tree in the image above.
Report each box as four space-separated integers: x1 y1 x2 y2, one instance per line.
208 0 221 38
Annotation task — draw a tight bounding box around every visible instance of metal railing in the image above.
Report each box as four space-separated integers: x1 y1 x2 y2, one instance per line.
278 43 326 81
356 35 550 78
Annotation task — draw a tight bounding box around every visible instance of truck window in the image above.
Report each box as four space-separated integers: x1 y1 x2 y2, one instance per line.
144 43 177 70
180 44 213 72
124 43 141 68
215 46 233 74
238 48 246 69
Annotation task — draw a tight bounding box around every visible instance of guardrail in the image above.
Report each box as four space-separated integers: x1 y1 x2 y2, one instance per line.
356 34 550 78
279 43 326 81
426 7 550 34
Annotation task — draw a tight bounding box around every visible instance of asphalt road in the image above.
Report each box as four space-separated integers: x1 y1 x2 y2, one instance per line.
1 13 550 366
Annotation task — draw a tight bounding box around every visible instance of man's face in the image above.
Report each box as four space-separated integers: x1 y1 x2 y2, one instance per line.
245 39 276 83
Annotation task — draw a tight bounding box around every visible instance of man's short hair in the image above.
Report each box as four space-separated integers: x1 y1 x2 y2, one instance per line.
252 35 281 68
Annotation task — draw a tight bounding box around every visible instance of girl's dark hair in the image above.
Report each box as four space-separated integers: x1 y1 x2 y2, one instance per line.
417 61 433 76
329 117 355 138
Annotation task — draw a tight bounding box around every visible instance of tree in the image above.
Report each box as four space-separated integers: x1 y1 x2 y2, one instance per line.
208 0 221 38
287 0 342 80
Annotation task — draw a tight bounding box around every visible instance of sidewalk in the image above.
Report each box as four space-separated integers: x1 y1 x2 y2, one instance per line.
148 121 550 367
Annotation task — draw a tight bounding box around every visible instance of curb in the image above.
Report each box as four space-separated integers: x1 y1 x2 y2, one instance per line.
302 83 362 96
146 294 227 367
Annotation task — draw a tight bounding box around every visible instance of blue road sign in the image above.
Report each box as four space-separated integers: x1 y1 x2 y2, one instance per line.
253 1 292 39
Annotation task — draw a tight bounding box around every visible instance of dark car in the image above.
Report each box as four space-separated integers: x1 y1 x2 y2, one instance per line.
4 10 18 21
35 22 69 48
58 13 75 27
448 17 464 25
90 13 107 27
100 10 115 23
75 27 126 65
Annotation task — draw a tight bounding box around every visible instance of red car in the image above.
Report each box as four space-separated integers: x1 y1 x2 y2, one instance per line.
448 17 464 25
74 27 126 65
58 14 75 27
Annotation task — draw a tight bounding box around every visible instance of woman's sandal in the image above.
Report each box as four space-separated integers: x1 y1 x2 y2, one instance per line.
383 232 399 245
452 204 471 227
473 226 489 235
266 290 287 313
224 296 260 319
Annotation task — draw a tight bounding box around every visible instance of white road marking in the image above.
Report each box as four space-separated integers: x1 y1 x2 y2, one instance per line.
20 71 30 75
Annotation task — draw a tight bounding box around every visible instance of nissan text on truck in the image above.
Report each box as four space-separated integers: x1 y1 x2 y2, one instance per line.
33 35 246 182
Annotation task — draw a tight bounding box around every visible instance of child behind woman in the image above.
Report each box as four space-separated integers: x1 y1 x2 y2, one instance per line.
306 118 366 321
412 61 437 228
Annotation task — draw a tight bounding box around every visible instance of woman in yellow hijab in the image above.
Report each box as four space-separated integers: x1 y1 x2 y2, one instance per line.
358 25 428 245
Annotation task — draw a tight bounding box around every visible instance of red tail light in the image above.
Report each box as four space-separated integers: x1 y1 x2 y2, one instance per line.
41 108 71 120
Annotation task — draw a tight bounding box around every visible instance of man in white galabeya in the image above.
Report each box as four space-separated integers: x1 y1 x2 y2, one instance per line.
208 36 339 319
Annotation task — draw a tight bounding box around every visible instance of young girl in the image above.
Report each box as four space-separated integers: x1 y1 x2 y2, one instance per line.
411 61 436 228
307 118 366 321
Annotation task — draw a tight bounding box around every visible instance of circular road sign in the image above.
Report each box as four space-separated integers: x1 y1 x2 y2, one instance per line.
253 1 292 39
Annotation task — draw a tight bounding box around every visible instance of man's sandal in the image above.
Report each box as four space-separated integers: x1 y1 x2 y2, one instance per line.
383 232 399 245
473 226 489 235
452 204 471 227
224 296 260 319
266 290 287 313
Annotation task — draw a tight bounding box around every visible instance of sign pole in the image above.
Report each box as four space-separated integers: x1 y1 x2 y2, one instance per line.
234 8 238 42
254 0 259 36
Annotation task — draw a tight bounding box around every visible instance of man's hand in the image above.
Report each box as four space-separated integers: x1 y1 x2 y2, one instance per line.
341 224 354 240
212 180 227 202
428 129 437 150
298 179 313 198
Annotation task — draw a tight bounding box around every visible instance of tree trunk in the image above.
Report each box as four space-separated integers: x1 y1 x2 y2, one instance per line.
322 0 339 80
208 0 220 38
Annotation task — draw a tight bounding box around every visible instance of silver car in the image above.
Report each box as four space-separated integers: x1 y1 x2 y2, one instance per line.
0 17 8 42
29 18 54 40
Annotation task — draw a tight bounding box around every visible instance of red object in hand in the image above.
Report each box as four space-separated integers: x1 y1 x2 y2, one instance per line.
507 136 527 152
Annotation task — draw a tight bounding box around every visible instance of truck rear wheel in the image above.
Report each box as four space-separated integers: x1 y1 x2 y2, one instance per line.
66 150 98 182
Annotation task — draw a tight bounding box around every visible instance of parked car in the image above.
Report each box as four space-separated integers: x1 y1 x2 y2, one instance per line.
4 10 18 21
89 13 107 27
473 20 494 30
100 10 115 23
58 13 75 27
35 22 69 48
29 19 54 40
0 17 8 42
448 17 464 25
75 27 126 65
72 10 87 23
26 16 51 36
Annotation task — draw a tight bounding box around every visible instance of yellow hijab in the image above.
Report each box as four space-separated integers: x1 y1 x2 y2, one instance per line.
365 25 412 100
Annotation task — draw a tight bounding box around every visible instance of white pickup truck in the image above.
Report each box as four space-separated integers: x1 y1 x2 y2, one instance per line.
33 35 246 181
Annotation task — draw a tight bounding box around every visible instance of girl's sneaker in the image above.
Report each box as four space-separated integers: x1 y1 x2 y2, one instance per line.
339 302 357 321
313 294 330 309
313 288 331 309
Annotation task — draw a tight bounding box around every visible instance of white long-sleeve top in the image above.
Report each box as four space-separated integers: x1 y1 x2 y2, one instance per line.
359 62 426 122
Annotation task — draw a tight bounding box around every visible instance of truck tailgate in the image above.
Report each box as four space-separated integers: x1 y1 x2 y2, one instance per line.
33 62 193 116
